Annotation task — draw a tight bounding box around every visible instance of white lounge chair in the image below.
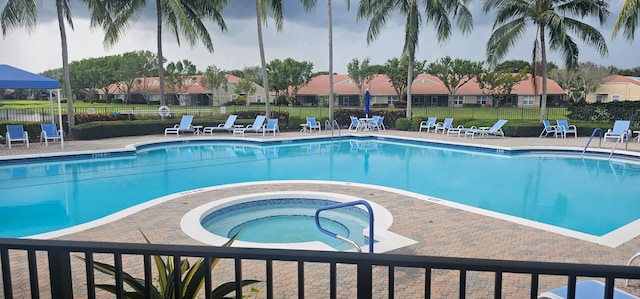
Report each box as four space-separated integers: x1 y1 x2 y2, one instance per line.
465 119 508 139
40 123 63 146
556 119 577 138
434 118 453 134
419 117 437 133
604 120 631 142
539 120 559 138
306 116 321 133
263 118 279 136
203 115 237 135
6 124 29 149
539 280 639 299
234 115 266 136
164 115 194 137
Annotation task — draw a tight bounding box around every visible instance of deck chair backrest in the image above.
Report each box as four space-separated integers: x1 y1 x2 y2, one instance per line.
7 124 25 138
252 115 266 128
41 123 60 137
542 120 554 132
489 119 508 132
557 119 570 131
427 117 437 126
266 118 278 129
179 115 194 128
223 115 238 128
350 116 359 126
443 118 453 128
612 120 631 134
307 116 318 125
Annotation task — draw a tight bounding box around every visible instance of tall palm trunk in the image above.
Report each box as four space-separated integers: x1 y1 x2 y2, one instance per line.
406 51 414 120
255 0 271 118
156 0 166 107
539 24 548 120
328 0 334 121
56 0 74 130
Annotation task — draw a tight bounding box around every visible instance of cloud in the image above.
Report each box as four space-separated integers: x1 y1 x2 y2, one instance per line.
1 1 638 76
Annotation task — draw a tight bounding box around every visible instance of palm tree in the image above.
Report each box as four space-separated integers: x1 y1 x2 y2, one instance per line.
254 0 316 118
482 0 610 120
100 0 228 106
357 0 473 120
1 0 110 130
612 0 639 41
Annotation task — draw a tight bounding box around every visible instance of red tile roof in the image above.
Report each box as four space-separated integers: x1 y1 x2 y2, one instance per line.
603 75 640 86
105 74 242 94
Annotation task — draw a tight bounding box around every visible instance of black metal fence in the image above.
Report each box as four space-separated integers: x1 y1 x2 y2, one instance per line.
1 238 639 299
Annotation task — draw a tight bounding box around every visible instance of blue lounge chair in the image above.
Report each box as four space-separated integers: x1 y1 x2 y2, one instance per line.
235 115 266 136
369 115 386 131
164 115 194 137
557 119 577 138
419 117 437 133
434 118 453 134
263 118 279 136
306 116 321 133
40 123 63 146
348 116 361 131
540 120 559 138
539 280 639 299
203 114 237 135
6 124 29 149
604 120 631 142
465 119 508 139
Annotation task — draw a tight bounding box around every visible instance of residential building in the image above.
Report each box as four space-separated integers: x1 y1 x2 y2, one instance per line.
103 74 267 106
295 73 566 108
585 75 640 103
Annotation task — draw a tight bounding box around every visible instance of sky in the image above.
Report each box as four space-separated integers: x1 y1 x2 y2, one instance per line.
0 0 638 75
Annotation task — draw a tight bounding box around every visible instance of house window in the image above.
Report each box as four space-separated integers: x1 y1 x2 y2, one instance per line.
256 95 262 103
475 95 487 105
231 94 237 102
387 96 396 105
595 94 607 103
612 94 620 102
523 95 534 105
453 95 464 105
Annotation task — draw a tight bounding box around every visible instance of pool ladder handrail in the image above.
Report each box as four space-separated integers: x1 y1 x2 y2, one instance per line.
608 130 630 160
315 200 374 253
581 128 603 158
325 119 341 138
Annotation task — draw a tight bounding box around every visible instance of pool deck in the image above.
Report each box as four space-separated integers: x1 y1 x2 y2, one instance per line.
2 130 640 297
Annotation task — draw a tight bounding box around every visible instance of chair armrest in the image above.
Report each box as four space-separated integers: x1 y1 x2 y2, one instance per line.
569 125 577 130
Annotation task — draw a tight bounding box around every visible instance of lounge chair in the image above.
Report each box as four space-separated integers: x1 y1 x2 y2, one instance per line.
369 115 386 131
40 123 63 146
556 119 577 138
263 118 280 136
447 125 470 137
164 115 194 137
419 117 437 133
465 119 508 139
6 124 29 149
604 120 631 142
626 249 640 286
203 114 237 135
539 120 559 138
306 116 321 133
434 118 453 134
348 116 361 131
539 280 639 299
235 115 266 136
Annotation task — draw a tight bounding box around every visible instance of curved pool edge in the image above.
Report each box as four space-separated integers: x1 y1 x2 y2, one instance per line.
179 191 417 253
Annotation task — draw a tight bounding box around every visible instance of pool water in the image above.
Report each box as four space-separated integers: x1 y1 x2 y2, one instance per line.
1 138 640 238
202 199 371 250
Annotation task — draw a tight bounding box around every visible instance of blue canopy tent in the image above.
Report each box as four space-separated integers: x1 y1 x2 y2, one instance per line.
0 64 64 147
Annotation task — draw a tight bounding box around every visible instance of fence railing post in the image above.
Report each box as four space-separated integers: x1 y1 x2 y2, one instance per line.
48 249 73 299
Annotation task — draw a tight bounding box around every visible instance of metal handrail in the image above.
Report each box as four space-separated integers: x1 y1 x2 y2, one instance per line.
609 131 630 160
315 200 374 253
325 119 341 138
581 128 603 158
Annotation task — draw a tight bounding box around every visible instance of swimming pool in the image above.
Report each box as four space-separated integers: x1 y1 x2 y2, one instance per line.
1 137 639 244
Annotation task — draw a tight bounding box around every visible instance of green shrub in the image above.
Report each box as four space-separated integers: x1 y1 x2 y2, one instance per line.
395 117 410 130
288 115 306 130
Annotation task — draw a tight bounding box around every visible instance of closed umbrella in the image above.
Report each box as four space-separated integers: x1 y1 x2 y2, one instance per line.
364 90 371 118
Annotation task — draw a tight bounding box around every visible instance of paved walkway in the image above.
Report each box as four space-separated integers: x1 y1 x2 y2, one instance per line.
2 130 640 298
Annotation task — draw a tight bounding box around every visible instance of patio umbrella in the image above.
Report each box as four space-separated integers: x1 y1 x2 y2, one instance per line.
364 90 371 118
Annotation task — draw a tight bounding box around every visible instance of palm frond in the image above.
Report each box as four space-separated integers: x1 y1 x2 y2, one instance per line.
485 20 525 66
563 17 608 56
0 0 40 35
612 0 639 40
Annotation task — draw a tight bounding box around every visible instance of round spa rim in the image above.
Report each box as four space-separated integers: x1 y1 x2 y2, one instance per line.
180 191 416 252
